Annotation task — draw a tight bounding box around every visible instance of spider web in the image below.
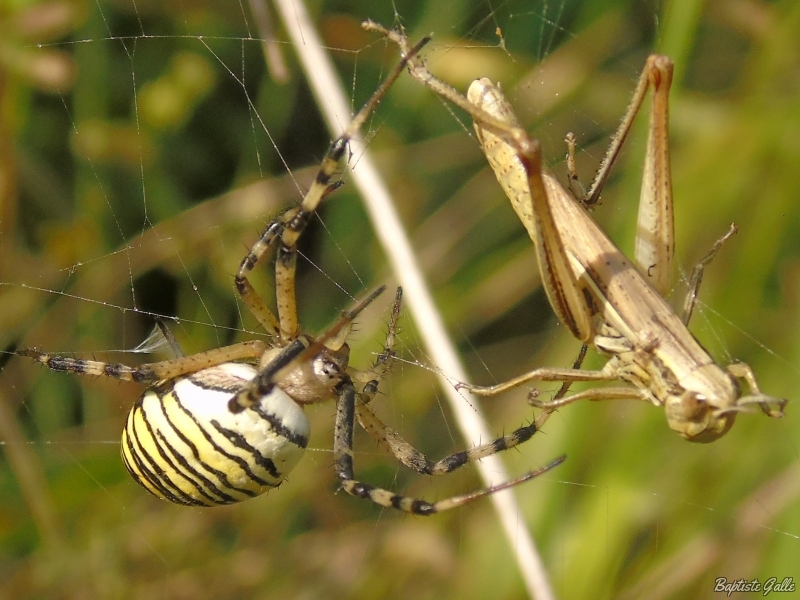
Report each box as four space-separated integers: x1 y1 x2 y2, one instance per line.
1 0 798 598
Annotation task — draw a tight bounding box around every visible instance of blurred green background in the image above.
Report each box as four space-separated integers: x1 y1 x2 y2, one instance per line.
1 0 798 598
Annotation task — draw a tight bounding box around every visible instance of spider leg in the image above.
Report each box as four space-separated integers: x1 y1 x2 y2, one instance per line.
335 379 564 516
19 341 268 384
349 287 402 391
350 287 542 476
235 35 431 344
356 308 541 473
356 401 539 476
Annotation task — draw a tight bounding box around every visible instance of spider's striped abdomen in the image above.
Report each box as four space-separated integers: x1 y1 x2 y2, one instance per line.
121 362 310 507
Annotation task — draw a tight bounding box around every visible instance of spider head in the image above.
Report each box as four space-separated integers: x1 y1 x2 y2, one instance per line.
262 337 351 405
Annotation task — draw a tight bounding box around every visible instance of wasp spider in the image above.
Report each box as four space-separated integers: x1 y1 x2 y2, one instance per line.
20 33 563 514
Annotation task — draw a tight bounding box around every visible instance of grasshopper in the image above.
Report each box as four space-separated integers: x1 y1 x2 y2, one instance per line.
365 21 786 442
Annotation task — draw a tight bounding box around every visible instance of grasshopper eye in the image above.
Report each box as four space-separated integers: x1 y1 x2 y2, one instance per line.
681 391 707 416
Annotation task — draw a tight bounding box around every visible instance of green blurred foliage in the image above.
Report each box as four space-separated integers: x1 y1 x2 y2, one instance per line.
0 0 799 598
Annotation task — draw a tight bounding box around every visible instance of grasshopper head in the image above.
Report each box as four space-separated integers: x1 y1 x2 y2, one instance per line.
664 369 741 442
665 390 738 442
665 365 786 442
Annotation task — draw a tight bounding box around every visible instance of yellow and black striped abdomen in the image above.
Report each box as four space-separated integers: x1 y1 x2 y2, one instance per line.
121 362 310 506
